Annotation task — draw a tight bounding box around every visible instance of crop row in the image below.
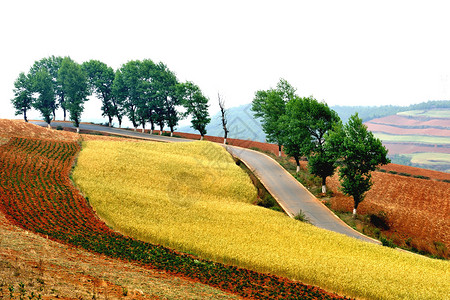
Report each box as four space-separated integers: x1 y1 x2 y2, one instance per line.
0 137 347 300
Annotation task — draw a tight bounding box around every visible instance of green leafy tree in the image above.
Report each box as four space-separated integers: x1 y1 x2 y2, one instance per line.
282 96 340 192
30 56 64 120
111 70 127 128
82 60 116 126
327 113 390 216
58 57 89 133
156 62 180 136
11 72 33 122
252 79 295 156
178 81 210 139
115 60 143 131
30 69 55 127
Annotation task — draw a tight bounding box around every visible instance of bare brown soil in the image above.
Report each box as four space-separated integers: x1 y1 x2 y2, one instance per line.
0 119 78 142
382 142 450 155
327 168 450 257
365 122 450 136
381 163 450 181
368 115 450 127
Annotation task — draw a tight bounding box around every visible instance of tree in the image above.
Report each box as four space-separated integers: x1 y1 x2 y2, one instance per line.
218 93 229 144
115 60 143 131
11 72 33 122
178 81 210 139
153 62 180 136
30 56 64 120
327 113 390 217
82 60 116 126
58 57 89 133
111 70 126 128
252 79 295 156
30 69 55 128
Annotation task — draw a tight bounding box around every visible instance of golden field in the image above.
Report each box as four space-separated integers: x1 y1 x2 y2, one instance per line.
73 140 449 300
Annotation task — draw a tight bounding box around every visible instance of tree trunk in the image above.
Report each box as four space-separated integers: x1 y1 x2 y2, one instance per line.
23 109 28 122
134 127 137 132
200 135 204 140
294 156 300 173
47 123 51 129
322 177 327 194
278 144 282 157
159 124 163 135
150 129 153 135
63 108 66 121
108 115 113 127
76 127 80 134
170 132 173 137
223 138 227 145
352 208 357 218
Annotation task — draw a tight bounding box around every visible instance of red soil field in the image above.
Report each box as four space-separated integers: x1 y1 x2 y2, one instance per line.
327 171 450 257
368 115 450 127
381 163 450 181
365 122 450 137
0 119 78 141
382 142 450 155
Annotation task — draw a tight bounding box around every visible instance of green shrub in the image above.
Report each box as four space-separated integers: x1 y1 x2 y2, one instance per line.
380 237 396 248
388 170 398 174
370 211 390 230
56 125 63 131
294 210 310 223
413 175 430 180
398 172 411 177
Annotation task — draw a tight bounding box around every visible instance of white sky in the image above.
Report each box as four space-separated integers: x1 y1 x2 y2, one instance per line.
1 0 450 123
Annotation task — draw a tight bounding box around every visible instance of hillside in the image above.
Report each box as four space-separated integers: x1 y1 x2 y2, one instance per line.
366 108 450 172
178 103 267 142
185 100 450 172
1 119 449 299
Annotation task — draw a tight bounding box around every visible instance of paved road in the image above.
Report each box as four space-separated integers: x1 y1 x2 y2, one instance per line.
32 121 379 244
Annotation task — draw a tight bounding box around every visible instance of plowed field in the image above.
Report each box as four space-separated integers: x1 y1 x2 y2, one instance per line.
327 167 450 257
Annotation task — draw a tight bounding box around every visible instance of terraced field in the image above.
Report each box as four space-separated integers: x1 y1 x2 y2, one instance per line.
365 109 450 172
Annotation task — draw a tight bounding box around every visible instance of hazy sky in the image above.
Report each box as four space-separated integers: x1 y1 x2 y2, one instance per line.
1 0 450 123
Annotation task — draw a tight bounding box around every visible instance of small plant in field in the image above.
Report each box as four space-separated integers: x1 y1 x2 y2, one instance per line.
433 241 448 258
380 237 396 248
294 210 310 223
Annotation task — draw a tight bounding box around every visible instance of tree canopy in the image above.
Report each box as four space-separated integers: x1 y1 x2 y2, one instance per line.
326 113 390 216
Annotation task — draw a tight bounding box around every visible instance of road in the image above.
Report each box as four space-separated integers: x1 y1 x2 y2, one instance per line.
32 121 379 244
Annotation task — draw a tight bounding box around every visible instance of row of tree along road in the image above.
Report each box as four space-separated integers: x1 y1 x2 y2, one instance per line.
11 56 211 137
12 57 389 217
251 79 390 217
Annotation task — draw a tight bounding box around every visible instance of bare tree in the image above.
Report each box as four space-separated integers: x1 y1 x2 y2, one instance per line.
218 93 229 144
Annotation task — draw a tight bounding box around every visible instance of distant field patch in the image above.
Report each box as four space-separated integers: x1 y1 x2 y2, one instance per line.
73 140 449 300
397 109 450 118
407 152 450 167
373 132 450 145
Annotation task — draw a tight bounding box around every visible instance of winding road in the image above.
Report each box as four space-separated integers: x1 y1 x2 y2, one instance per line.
32 121 379 244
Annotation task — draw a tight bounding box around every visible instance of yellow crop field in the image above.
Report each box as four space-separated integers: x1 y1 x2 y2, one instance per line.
73 140 449 300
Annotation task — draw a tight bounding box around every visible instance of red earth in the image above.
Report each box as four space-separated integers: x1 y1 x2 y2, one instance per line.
365 122 450 137
367 115 450 127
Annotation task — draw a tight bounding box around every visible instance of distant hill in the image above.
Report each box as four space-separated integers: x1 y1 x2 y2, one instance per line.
178 103 267 142
332 100 450 123
179 100 450 172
